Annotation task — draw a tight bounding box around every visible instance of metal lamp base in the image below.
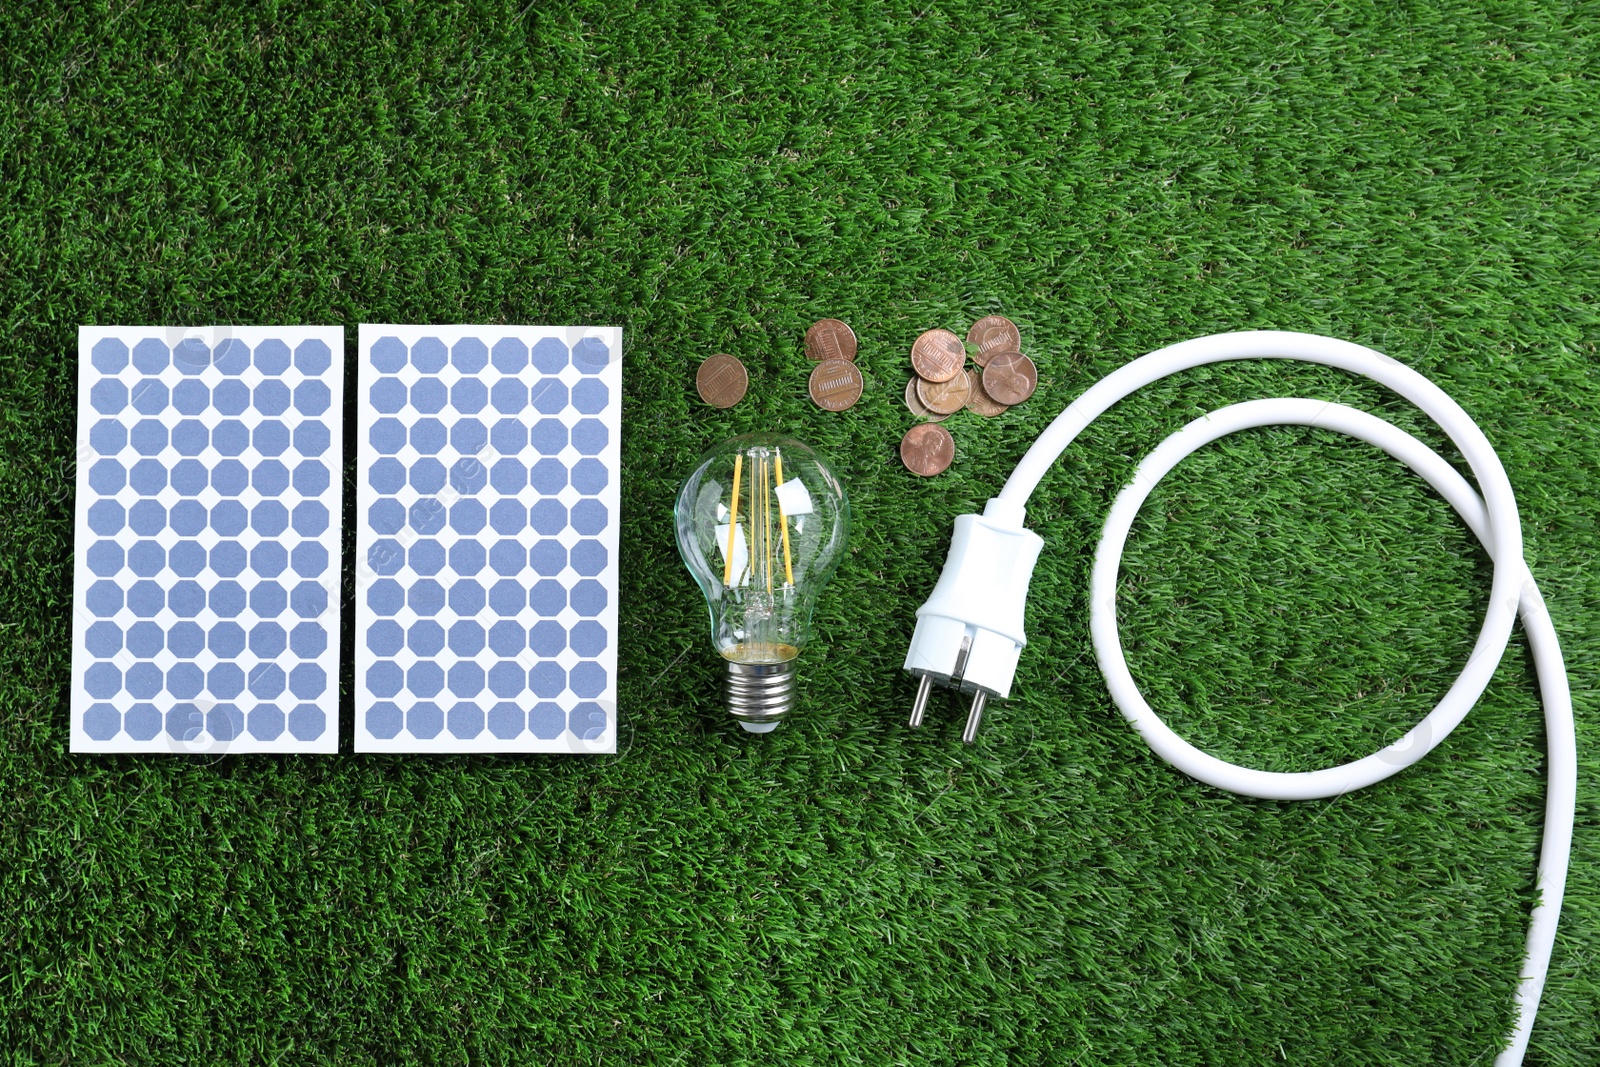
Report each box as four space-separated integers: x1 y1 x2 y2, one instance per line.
725 658 796 732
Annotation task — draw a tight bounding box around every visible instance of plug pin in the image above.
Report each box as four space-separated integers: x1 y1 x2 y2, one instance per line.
908 674 934 728
960 691 988 744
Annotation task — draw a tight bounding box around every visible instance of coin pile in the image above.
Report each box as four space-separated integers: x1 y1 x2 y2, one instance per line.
900 315 1037 476
805 318 863 411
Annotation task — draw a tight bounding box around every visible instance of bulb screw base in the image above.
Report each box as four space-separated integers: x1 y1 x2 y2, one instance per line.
725 658 797 732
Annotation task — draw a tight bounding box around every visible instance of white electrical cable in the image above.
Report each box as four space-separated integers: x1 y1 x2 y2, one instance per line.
1002 331 1574 1066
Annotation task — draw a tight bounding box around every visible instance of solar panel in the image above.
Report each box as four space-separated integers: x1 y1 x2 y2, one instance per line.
353 326 622 753
70 327 344 753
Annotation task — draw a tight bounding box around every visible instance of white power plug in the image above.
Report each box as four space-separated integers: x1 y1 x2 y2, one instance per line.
902 497 1043 740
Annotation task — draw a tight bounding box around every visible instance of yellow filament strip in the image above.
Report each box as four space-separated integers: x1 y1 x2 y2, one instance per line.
774 452 794 587
725 452 742 587
762 455 773 595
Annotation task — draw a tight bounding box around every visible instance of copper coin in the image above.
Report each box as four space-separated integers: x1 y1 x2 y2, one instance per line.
916 367 972 415
964 374 1009 417
909 328 965 383
809 358 864 411
904 378 950 422
982 351 1038 406
805 318 858 362
967 316 1021 366
696 353 748 409
900 423 955 477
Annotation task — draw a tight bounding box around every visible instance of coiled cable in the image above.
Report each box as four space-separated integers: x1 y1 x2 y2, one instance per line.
1002 331 1574 1065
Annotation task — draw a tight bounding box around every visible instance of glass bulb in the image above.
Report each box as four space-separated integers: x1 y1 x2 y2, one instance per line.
674 432 850 733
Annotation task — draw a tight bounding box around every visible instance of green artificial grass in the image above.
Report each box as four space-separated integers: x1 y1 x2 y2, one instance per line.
1 1 1597 1063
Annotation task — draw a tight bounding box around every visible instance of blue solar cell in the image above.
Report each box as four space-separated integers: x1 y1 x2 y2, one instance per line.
447 661 485 697
254 338 291 374
87 459 126 495
449 620 486 656
131 378 169 414
252 459 290 495
250 580 288 617
214 337 251 374
368 661 402 698
530 539 566 576
570 579 607 617
127 579 165 617
289 621 326 657
529 702 565 739
452 337 488 372
447 579 485 616
572 337 610 372
491 338 528 373
407 661 444 698
410 456 447 494
84 661 121 698
487 702 524 739
449 498 487 534
290 698 324 737
409 498 447 535
167 621 204 657
448 539 486 576
408 701 443 739
209 500 247 537
451 418 489 456
532 337 569 374
410 377 446 414
172 378 209 414
208 703 244 741
450 458 488 497
529 661 565 698
411 418 446 454
171 419 208 456
371 336 407 373
530 579 565 615
87 500 125 536
407 619 446 656
249 662 287 698
531 379 568 414
370 456 406 494
293 420 330 456
366 701 403 739
571 621 607 657
367 538 404 575
487 620 525 657
489 541 526 576
293 501 330 536
91 337 129 373
128 499 167 536
251 541 288 578
571 499 607 536
125 703 162 741
132 455 172 494
166 661 205 699
529 418 566 454
169 499 207 536
208 662 246 699
571 540 607 576
367 620 403 656
125 620 164 658
451 378 488 414
85 620 122 657
293 460 330 496
489 458 526 494
131 418 168 455
447 702 484 739
371 376 407 413
207 579 245 617
490 418 526 456
370 498 405 535
529 620 566 656
572 418 608 455
250 621 288 658
409 539 446 576
132 338 169 374
172 338 210 373
295 338 331 375
411 337 447 372
209 620 247 657
529 499 567 535
253 379 290 416
255 420 291 456
212 420 250 456
411 578 448 615
249 704 286 741
490 499 528 535
127 540 165 577
295 380 331 416
86 540 125 577
166 703 204 741
89 418 127 455
570 663 606 698
83 702 121 741
292 541 329 577
529 457 567 494
211 458 248 496
571 377 609 414
213 378 250 415
488 579 524 616
210 540 247 577
171 458 208 495
490 378 526 413
90 379 128 414
570 701 607 739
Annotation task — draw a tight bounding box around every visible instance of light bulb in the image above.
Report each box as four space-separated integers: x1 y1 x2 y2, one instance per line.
674 432 850 733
